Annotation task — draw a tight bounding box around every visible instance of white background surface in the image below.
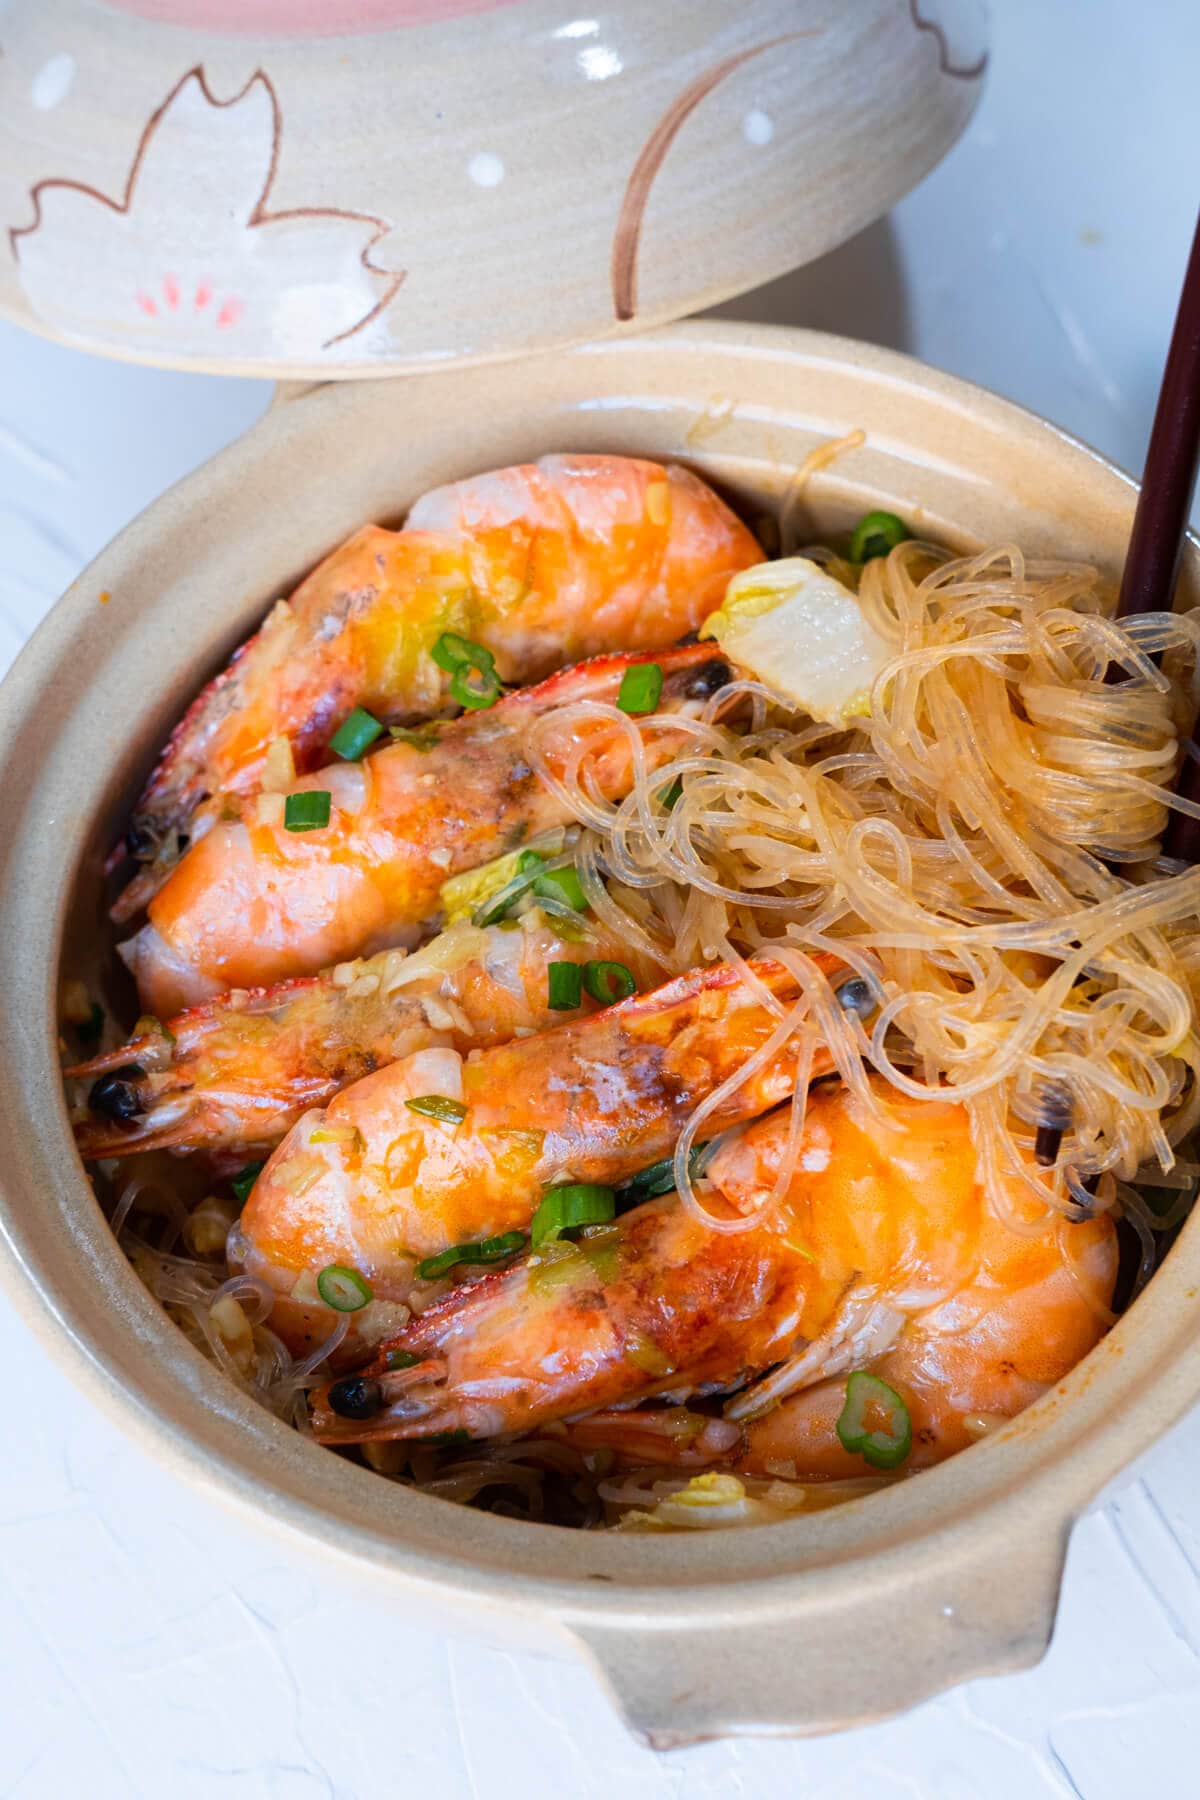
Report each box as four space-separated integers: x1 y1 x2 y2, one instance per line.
2 3 1199 1795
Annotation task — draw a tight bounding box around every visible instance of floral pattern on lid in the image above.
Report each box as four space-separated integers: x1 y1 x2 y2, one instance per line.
9 66 403 361
0 0 986 378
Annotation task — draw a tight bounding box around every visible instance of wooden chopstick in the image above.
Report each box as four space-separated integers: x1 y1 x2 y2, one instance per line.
1036 217 1200 1167
1111 210 1200 861
1116 212 1200 626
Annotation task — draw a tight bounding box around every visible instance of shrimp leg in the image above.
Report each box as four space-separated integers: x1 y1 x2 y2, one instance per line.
125 643 729 1015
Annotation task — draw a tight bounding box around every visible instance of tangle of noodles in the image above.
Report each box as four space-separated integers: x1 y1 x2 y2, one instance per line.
529 540 1200 1239
79 474 1200 1531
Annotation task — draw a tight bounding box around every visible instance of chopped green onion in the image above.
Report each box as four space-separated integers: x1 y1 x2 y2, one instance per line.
471 853 588 929
583 959 636 1005
404 1095 468 1124
617 661 664 714
531 1182 616 1249
330 706 383 761
317 1263 374 1312
79 1001 105 1044
658 776 683 810
421 1428 472 1447
388 723 440 751
619 1157 674 1202
534 864 588 912
284 790 331 832
618 1142 713 1204
548 961 584 1010
231 1161 264 1204
431 630 486 672
431 631 502 711
450 663 501 710
835 1370 912 1469
848 510 910 564
385 1348 421 1370
416 1231 527 1281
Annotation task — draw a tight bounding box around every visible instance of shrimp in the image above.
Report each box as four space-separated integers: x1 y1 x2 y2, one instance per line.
720 1085 1118 1477
735 1225 1115 1479
121 455 758 883
308 1080 1115 1452
69 912 661 1159
237 956 842 1360
123 644 730 1015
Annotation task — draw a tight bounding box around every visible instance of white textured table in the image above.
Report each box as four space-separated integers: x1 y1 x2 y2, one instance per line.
3 5 1199 1794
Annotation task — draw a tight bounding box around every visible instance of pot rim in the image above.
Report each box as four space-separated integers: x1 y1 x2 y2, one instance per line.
1 319 1197 1634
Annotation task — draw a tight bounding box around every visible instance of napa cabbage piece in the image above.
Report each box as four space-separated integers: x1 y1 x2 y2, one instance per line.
438 827 569 925
700 557 893 725
439 848 528 925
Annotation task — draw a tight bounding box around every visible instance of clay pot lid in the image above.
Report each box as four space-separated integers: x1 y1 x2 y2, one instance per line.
0 0 986 378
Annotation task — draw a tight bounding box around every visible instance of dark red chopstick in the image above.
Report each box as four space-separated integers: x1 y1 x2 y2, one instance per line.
1114 210 1200 861
1038 214 1200 1167
1116 212 1200 627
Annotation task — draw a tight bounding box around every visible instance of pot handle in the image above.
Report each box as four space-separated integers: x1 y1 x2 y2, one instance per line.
569 1524 1069 1746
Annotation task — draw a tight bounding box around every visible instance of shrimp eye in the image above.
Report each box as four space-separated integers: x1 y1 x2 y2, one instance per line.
684 658 732 699
836 977 875 1019
89 1064 147 1122
327 1375 384 1421
125 822 156 859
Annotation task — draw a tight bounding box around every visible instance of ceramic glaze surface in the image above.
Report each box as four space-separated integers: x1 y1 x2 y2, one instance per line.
107 0 525 26
0 0 985 374
0 323 1198 1749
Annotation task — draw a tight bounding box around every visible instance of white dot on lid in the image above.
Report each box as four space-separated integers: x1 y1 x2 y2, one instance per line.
31 52 75 111
578 44 622 80
742 108 775 147
468 152 505 189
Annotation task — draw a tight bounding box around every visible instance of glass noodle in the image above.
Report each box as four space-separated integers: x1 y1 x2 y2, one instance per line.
528 539 1200 1241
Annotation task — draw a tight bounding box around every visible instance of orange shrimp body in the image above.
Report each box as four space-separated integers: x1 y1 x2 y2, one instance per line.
125 645 728 1014
238 958 841 1358
309 1081 1116 1454
128 455 758 849
71 914 661 1159
719 1084 1118 1477
312 1195 817 1444
737 1229 1116 1479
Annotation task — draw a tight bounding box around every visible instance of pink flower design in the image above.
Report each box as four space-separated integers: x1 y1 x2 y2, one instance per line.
9 66 404 363
134 273 244 328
